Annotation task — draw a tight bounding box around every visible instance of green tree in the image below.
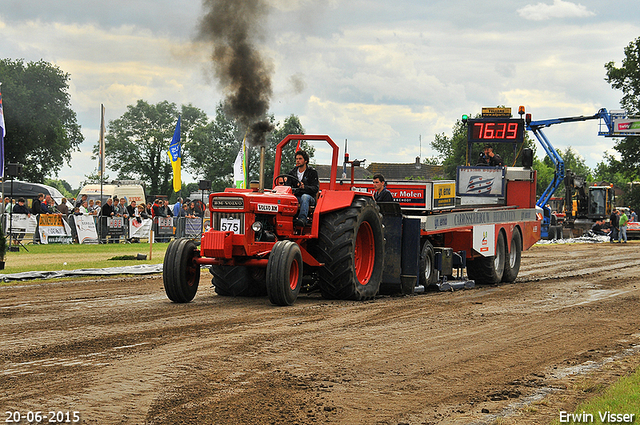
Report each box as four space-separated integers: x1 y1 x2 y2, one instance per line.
185 102 244 193
102 100 208 198
0 59 83 182
535 147 593 198
44 178 74 198
604 36 640 181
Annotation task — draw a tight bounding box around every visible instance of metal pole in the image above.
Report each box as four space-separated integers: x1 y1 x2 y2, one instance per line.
259 146 265 192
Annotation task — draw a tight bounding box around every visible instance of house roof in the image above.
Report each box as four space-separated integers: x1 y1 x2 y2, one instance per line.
367 162 444 181
315 161 445 181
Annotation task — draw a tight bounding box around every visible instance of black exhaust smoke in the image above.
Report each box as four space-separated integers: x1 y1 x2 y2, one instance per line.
198 0 274 146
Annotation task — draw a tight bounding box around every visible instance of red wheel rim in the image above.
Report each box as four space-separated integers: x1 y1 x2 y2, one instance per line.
186 254 198 287
354 221 375 285
289 258 299 290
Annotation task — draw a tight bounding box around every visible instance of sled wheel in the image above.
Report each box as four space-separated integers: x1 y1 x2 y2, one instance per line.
266 240 302 306
466 230 506 284
419 239 438 289
502 229 522 282
312 196 384 300
163 238 200 303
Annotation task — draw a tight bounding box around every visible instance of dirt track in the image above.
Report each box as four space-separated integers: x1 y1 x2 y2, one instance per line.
1 242 640 424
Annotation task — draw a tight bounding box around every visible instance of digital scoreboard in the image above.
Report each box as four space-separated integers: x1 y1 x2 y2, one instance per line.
467 118 525 144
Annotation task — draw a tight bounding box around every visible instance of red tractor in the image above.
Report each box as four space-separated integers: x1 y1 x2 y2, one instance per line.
163 135 386 306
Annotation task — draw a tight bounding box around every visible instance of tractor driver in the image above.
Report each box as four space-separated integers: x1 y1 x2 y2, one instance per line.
279 150 319 227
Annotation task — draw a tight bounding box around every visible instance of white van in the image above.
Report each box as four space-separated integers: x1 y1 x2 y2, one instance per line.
78 182 146 205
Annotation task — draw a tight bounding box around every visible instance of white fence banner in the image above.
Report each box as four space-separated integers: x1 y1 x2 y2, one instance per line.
74 215 99 244
130 217 152 239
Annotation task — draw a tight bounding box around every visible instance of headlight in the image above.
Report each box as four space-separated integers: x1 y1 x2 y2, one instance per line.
251 221 263 233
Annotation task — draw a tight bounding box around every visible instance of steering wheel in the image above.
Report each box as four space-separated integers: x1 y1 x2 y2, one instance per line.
273 174 300 188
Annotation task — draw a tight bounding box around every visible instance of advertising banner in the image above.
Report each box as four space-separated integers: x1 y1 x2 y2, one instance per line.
38 214 72 244
74 215 99 244
456 166 505 197
184 217 203 237
107 216 126 236
5 214 38 234
130 218 152 239
613 118 640 134
156 217 174 236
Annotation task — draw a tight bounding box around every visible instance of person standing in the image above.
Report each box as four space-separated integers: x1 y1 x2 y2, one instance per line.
609 209 619 243
101 198 115 243
372 173 394 203
478 144 504 166
57 198 69 216
32 193 44 215
618 210 629 243
12 198 31 244
173 197 182 217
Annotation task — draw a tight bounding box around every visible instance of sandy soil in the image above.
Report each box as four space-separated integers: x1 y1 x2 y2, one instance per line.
1 242 639 424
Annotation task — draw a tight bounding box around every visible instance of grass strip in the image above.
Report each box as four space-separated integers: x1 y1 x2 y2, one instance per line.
550 365 640 424
1 242 170 274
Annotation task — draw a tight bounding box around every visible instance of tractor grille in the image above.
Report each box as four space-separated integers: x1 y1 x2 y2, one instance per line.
211 212 245 235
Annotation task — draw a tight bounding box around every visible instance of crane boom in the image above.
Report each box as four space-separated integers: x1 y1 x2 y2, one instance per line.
525 108 622 238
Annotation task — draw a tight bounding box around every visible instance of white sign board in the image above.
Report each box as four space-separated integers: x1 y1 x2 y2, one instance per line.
457 166 505 197
130 218 152 239
613 118 640 134
74 215 99 244
473 225 495 257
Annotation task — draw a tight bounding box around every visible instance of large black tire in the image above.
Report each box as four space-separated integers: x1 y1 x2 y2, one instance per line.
419 239 438 289
210 265 267 297
266 240 303 306
502 229 522 283
311 196 384 300
163 238 200 303
466 231 506 284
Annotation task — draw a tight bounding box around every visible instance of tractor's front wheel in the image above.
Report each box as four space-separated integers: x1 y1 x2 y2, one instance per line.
163 238 200 303
312 196 384 300
266 240 302 306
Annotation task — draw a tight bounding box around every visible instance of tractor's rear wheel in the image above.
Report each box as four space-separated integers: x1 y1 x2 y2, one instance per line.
163 238 200 303
210 265 267 297
312 196 384 300
502 229 522 282
466 230 506 285
266 240 302 306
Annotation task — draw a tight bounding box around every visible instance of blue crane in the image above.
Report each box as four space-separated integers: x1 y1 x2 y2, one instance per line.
525 108 621 238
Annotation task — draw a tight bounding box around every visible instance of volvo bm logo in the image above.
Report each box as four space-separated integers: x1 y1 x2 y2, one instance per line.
211 198 243 208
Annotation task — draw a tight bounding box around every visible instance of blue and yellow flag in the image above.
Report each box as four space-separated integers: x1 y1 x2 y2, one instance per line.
168 116 181 192
0 82 6 178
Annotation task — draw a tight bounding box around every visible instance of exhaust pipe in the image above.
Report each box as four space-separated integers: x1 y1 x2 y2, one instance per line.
259 145 265 192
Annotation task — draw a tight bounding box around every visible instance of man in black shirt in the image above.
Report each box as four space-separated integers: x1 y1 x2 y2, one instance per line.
283 150 319 227
590 219 610 236
372 173 394 203
478 144 504 166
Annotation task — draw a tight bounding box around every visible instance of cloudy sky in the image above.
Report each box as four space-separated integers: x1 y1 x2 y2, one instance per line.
1 0 638 187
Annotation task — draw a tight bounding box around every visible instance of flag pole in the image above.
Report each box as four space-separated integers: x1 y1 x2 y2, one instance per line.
99 104 105 242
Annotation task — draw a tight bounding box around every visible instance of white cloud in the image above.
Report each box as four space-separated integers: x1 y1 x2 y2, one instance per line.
518 0 596 21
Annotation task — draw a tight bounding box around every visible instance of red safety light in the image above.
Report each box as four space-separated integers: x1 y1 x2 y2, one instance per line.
525 113 532 125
